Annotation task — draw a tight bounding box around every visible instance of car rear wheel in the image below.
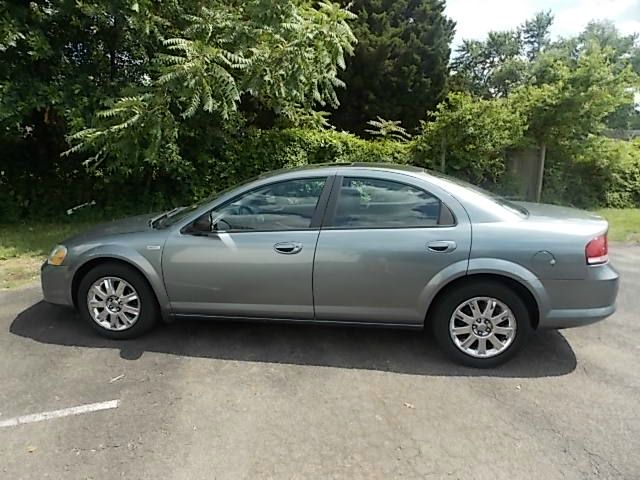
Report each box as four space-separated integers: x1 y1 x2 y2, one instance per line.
431 280 532 368
78 262 158 339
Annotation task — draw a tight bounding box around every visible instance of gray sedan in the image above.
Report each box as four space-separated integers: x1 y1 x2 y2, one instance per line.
41 164 619 367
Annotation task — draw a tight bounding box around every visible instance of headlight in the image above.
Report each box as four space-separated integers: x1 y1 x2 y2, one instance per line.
47 245 68 266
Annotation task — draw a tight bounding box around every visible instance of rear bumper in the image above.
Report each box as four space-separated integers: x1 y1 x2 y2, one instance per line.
538 263 619 329
539 304 616 329
41 262 74 307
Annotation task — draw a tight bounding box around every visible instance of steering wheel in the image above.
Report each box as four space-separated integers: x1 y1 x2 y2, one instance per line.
238 205 254 215
215 217 232 231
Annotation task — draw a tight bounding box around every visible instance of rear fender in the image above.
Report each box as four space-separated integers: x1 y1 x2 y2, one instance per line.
418 258 550 321
466 258 550 317
417 260 469 315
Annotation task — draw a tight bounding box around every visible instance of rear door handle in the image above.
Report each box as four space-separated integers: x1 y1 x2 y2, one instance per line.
427 240 457 253
274 242 303 255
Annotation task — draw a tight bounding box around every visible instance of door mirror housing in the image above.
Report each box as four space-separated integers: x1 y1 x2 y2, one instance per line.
189 212 229 235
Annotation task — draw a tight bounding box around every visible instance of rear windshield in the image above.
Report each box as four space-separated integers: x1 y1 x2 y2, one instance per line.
425 171 528 218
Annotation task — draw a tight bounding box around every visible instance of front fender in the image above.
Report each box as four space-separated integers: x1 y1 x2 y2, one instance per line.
70 244 172 322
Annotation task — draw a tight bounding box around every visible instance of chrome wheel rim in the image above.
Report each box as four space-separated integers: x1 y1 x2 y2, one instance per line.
449 296 516 359
87 277 140 331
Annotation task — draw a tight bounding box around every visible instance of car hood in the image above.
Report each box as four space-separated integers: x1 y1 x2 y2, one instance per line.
63 214 158 245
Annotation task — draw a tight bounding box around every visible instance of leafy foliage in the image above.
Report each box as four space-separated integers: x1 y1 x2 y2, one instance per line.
64 1 357 167
414 92 525 186
509 39 637 147
451 11 553 97
2 3 640 224
364 117 411 141
544 137 640 208
450 12 639 200
331 0 455 133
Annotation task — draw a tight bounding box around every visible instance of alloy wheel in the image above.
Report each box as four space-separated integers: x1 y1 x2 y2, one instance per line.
449 296 517 358
86 276 141 331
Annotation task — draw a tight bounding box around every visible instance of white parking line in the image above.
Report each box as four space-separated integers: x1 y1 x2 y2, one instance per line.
0 400 120 428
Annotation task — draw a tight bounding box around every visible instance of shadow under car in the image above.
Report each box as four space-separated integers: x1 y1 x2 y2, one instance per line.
10 301 577 378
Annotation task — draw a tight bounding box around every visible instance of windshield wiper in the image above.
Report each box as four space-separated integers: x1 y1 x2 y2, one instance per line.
149 207 185 228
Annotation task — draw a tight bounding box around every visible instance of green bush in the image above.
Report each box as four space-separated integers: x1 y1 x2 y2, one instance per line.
0 128 411 222
411 93 526 189
213 128 411 188
2 126 639 223
544 137 640 208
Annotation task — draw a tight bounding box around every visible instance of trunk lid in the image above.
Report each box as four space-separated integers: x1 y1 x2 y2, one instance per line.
515 202 608 236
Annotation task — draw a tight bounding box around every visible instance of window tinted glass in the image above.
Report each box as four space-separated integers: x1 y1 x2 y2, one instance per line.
213 178 326 231
427 171 527 217
333 177 451 228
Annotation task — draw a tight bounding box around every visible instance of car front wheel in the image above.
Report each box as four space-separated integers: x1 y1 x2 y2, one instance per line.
78 262 158 339
432 280 532 368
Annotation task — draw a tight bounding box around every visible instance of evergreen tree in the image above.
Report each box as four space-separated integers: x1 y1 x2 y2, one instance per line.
331 0 455 134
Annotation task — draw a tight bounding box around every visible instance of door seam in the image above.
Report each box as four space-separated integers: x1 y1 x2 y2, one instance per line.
311 174 339 319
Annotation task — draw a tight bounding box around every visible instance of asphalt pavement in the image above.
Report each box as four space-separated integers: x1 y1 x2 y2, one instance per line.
0 245 639 479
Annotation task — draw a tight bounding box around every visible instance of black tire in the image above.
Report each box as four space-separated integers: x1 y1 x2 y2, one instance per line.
431 280 532 368
77 262 159 339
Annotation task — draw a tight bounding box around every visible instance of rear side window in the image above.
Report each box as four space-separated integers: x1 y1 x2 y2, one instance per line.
332 177 454 228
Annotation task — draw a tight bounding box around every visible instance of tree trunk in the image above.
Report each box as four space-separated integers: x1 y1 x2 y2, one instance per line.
535 142 546 203
440 138 446 172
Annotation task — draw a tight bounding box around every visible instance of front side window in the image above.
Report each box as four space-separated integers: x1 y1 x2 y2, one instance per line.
212 178 326 231
332 177 454 228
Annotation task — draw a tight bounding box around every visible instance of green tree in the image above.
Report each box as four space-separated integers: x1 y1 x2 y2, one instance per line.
513 45 636 201
0 0 179 217
330 0 455 134
0 0 356 219
65 1 356 169
451 11 553 97
364 116 411 141
414 92 525 185
576 20 640 130
521 11 553 60
450 12 639 201
451 31 526 97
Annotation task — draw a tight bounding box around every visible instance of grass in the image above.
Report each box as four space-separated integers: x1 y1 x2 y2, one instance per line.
0 222 96 289
595 208 640 242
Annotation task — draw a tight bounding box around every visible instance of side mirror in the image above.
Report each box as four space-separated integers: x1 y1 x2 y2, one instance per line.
190 212 229 235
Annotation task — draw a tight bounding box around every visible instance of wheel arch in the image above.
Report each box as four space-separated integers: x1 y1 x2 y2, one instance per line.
423 257 549 330
71 252 171 323
425 273 540 328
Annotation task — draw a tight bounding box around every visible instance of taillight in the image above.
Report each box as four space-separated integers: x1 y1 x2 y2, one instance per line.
586 234 608 265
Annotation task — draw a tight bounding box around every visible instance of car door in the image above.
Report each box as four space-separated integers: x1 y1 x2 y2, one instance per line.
163 176 331 319
313 171 471 325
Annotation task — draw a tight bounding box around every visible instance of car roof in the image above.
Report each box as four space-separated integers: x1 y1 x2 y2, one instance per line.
257 162 428 179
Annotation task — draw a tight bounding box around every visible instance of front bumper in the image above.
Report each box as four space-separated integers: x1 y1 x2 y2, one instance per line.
41 262 74 307
538 263 619 329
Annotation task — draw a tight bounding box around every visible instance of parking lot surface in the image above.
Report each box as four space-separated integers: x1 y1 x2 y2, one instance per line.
1 245 639 479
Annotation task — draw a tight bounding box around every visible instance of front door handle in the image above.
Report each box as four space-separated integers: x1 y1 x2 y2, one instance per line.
427 240 457 253
274 242 303 255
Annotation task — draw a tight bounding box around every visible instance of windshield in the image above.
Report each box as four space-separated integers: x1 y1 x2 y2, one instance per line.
154 175 261 228
426 171 528 218
155 205 200 228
